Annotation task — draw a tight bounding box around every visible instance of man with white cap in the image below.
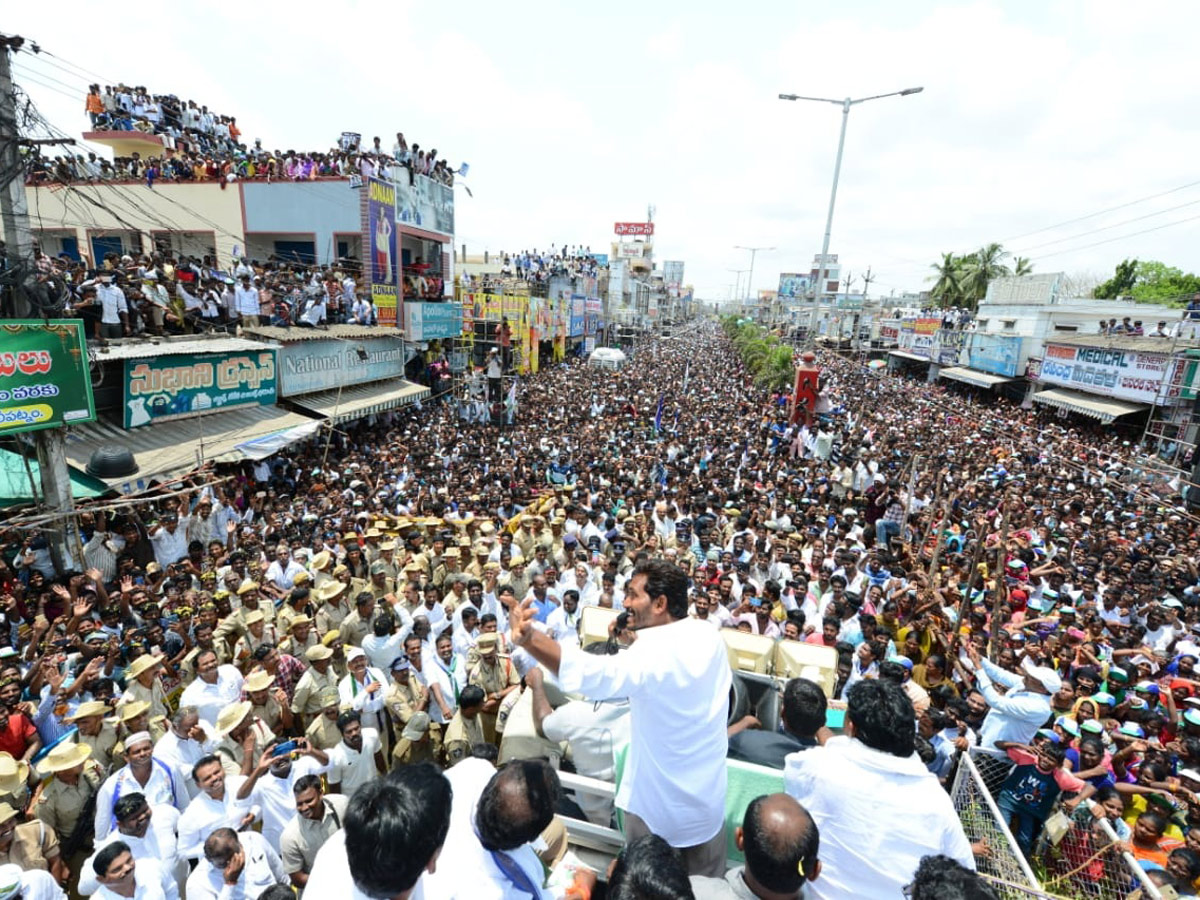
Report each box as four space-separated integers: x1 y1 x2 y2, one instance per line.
178 650 244 729
0 863 63 900
338 648 388 740
93 733 188 843
962 643 1058 751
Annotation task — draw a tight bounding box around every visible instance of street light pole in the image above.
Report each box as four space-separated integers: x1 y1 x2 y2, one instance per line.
779 86 923 345
734 245 775 309
728 269 748 309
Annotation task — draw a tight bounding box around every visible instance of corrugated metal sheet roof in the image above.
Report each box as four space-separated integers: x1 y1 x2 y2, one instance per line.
241 325 394 342
89 337 278 362
939 367 1014 388
288 380 430 423
63 406 321 490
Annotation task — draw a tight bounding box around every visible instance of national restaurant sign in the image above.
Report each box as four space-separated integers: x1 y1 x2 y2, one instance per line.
1038 342 1187 405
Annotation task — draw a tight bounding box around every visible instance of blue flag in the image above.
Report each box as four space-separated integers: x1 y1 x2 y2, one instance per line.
653 394 664 433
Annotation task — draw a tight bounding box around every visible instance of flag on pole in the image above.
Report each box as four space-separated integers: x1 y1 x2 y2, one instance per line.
653 394 664 433
682 361 690 394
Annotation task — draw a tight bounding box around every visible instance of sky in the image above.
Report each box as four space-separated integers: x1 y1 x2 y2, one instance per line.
8 0 1200 304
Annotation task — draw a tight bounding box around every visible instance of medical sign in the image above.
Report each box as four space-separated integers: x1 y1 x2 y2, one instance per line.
366 176 399 327
0 320 95 434
123 351 277 428
614 222 654 236
1039 343 1186 405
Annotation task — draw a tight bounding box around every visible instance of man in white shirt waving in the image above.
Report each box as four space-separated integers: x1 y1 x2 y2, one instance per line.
509 558 731 876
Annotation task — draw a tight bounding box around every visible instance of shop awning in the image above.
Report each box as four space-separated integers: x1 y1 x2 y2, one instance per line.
888 350 931 363
288 379 430 424
1031 388 1150 424
0 449 108 508
63 405 322 489
939 367 1014 389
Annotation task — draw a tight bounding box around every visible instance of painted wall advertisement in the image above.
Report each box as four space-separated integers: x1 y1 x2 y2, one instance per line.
778 273 811 301
967 334 1023 377
396 173 455 236
0 320 95 434
277 337 408 396
124 351 277 428
366 176 398 327
405 302 463 341
1039 343 1185 404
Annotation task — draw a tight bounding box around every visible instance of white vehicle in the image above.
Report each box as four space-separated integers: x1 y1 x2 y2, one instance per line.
587 347 628 370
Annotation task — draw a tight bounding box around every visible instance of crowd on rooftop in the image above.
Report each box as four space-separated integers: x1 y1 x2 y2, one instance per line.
1 321 1200 896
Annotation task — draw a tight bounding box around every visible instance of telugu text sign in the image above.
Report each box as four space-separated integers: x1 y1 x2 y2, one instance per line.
1039 343 1185 405
366 177 398 327
0 320 95 434
614 222 654 236
123 351 277 428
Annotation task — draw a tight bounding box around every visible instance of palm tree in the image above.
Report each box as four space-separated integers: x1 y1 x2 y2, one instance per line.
928 253 963 308
755 344 796 392
1013 256 1033 277
959 243 1012 307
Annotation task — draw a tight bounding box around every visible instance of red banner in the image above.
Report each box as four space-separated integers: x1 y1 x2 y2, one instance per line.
614 222 655 236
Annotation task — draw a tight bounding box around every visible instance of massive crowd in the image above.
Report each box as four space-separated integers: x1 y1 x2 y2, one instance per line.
0 319 1199 897
24 90 459 189
25 246 394 338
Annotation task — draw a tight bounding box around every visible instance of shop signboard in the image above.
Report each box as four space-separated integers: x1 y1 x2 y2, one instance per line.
967 334 1023 377
614 222 654 236
569 294 586 337
276 337 408 397
405 302 463 341
898 319 916 349
395 173 455 236
878 319 901 342
124 350 277 428
366 176 398 327
937 330 965 366
778 273 811 301
0 320 95 434
911 318 941 357
1039 342 1185 404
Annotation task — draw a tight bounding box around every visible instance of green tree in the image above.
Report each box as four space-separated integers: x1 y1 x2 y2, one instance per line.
1092 258 1138 299
928 252 964 307
1013 256 1033 277
959 243 1011 306
1129 261 1200 304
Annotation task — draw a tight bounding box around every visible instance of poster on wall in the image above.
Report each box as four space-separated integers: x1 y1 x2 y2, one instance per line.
396 175 455 236
967 334 1022 377
366 176 399 327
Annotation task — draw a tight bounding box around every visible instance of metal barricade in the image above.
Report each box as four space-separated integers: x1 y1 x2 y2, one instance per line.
950 750 1044 897
955 749 1164 900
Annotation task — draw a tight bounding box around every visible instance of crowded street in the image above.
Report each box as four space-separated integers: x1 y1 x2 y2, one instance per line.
2 317 1200 898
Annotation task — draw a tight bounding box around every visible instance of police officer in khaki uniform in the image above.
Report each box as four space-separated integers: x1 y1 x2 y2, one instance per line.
303 689 343 752
279 615 320 663
67 701 119 776
116 656 168 721
33 742 100 888
0 800 67 882
213 700 274 777
466 633 521 745
290 645 339 728
313 580 350 636
244 670 293 735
